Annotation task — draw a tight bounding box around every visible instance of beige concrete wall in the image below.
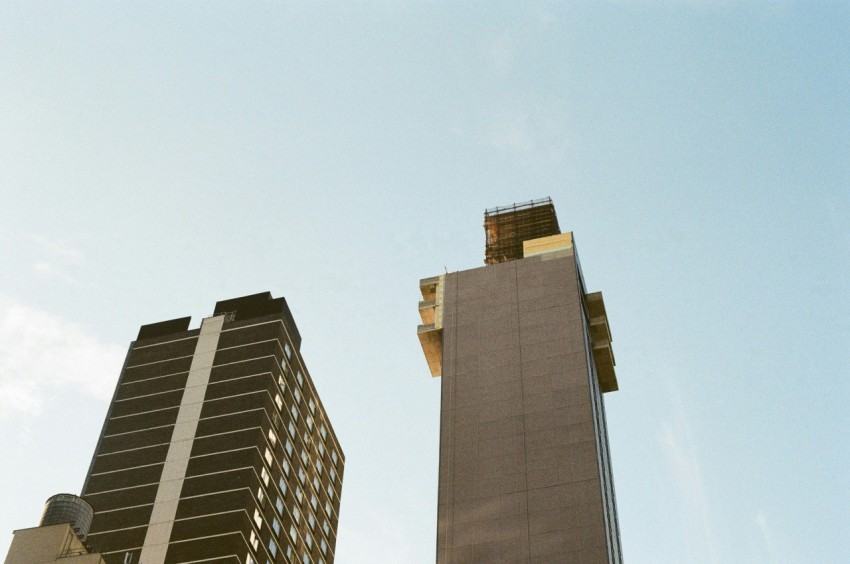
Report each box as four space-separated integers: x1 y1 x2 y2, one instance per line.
4 524 104 564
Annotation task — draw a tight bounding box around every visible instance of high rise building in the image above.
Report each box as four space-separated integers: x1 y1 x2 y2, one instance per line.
79 292 344 564
417 198 623 563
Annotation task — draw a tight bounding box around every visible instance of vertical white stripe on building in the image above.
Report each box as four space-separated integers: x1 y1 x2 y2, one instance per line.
139 315 224 563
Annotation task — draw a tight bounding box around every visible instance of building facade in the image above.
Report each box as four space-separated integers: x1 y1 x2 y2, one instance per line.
418 199 623 563
80 292 344 564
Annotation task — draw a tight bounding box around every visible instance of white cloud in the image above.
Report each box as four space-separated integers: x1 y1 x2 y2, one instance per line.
26 234 83 264
336 505 420 563
482 33 515 73
755 510 777 558
31 261 80 285
0 295 124 418
755 511 769 540
26 234 83 285
488 115 535 154
534 7 555 28
482 97 572 159
661 386 719 563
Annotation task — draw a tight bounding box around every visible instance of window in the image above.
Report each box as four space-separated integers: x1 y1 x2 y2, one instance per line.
264 448 273 466
272 517 281 536
289 524 297 542
268 539 277 558
306 532 313 550
290 405 299 421
285 439 294 457
294 388 302 404
282 458 291 476
327 485 334 499
320 424 327 441
288 421 296 438
316 460 323 475
249 530 260 551
296 371 304 387
312 477 319 491
300 451 308 467
329 468 336 483
322 520 330 536
307 416 314 431
324 501 331 516
278 477 287 496
320 537 328 555
308 398 316 414
257 487 265 506
298 467 306 485
275 394 283 410
292 505 301 523
278 375 286 391
296 486 303 503
253 508 262 527
260 467 270 487
302 553 309 564
303 431 311 445
331 450 338 466
246 554 255 564
318 442 325 457
308 513 316 530
275 497 284 515
310 494 318 511
268 429 277 447
285 342 292 359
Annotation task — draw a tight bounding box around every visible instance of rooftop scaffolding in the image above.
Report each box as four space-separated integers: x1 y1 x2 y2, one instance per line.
484 197 561 265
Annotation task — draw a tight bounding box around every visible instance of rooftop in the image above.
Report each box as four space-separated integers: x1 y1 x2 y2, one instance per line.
484 197 561 264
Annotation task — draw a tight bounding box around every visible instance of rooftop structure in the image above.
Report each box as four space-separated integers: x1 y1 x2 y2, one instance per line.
4 495 104 564
484 197 561 265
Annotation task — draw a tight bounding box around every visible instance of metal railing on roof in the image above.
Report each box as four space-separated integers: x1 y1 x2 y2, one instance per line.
484 196 554 217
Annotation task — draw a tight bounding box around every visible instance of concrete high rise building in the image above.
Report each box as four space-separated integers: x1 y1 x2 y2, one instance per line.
417 198 623 563
79 292 344 564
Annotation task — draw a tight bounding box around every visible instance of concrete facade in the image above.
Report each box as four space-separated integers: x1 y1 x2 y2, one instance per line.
80 293 344 564
432 246 622 563
4 523 105 564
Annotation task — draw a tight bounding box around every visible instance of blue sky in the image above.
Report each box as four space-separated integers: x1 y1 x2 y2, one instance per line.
1 2 848 562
